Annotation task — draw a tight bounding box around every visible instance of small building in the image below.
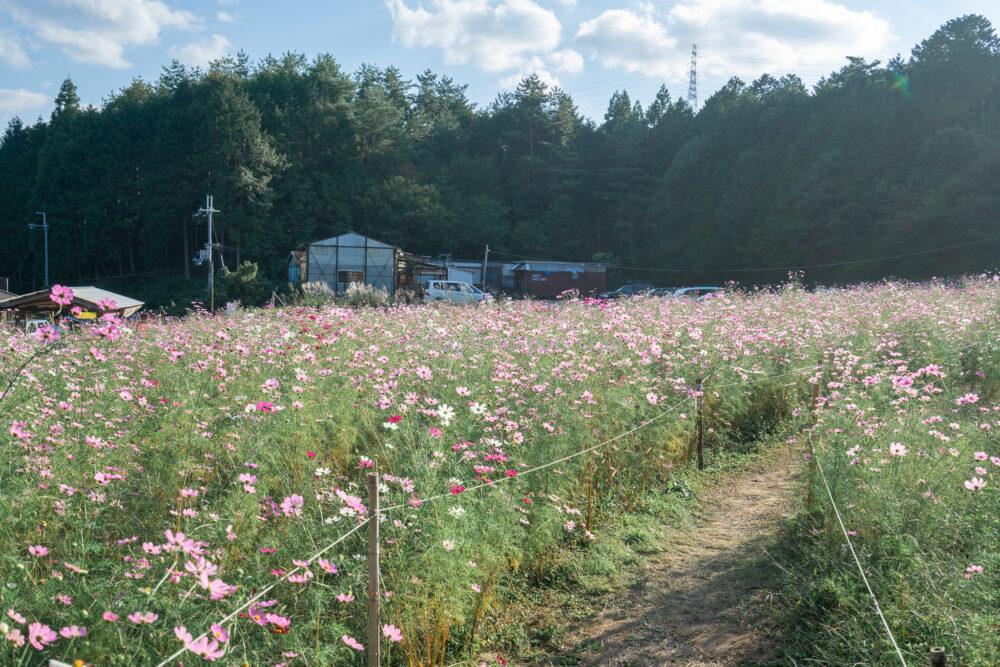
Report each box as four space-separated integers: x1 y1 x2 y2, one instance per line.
0 286 144 321
512 261 607 298
428 257 519 291
295 232 445 297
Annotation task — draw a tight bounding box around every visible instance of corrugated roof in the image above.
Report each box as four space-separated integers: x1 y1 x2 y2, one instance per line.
0 286 144 312
512 261 586 272
308 232 393 249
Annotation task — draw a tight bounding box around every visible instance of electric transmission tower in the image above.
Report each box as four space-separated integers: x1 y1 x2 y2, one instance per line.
687 44 698 109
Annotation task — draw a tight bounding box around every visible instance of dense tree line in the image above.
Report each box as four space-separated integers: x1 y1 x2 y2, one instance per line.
1 15 998 302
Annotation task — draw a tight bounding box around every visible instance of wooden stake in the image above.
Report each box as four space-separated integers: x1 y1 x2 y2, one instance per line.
929 647 946 666
367 472 380 667
696 378 705 470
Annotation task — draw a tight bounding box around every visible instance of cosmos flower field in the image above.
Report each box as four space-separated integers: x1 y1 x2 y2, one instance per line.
1 280 997 665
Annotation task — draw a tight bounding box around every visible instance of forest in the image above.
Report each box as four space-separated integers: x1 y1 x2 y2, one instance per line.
0 14 998 303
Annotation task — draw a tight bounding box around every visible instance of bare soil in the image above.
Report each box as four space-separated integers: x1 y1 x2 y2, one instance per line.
552 448 802 666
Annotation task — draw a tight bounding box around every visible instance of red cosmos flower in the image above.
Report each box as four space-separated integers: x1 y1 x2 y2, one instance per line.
306 451 316 458
521 497 532 505
388 415 403 424
505 469 517 478
450 484 465 495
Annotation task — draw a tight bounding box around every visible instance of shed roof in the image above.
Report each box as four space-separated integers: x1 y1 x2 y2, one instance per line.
308 232 394 249
513 262 580 273
0 286 144 316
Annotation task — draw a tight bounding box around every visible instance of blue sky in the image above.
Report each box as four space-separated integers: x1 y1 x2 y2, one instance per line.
0 1 995 128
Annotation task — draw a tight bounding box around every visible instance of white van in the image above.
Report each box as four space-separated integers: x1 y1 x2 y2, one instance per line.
424 281 492 304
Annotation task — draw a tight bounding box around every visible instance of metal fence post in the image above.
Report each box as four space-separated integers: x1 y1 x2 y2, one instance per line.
696 377 705 470
367 472 380 666
930 647 946 666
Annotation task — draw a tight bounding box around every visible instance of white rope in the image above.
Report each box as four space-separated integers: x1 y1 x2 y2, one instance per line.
153 517 370 667
157 361 822 665
383 395 694 512
810 434 908 667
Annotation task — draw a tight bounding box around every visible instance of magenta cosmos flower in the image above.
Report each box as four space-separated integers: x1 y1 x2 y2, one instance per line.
49 284 73 306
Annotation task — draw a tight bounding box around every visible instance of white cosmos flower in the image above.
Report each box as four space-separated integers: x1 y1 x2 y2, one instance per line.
437 404 456 425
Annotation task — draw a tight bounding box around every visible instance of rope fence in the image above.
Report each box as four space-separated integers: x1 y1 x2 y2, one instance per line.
153 360 825 665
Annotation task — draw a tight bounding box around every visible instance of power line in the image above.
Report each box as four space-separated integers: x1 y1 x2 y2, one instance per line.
488 233 1000 275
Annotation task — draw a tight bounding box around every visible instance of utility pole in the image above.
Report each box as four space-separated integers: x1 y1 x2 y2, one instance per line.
481 244 490 292
687 44 698 110
193 195 220 311
29 211 49 287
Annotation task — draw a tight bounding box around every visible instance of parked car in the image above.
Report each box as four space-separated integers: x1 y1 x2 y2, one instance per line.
424 281 492 304
650 287 676 297
672 286 723 301
598 282 655 299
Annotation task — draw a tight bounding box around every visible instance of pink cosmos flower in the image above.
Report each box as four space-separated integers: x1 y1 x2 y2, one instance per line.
428 427 442 438
59 625 87 638
28 545 48 557
973 451 988 461
27 622 56 650
210 624 229 643
6 629 25 648
889 442 908 457
646 392 658 405
128 611 158 624
207 579 237 601
175 626 225 661
256 401 275 413
288 571 313 584
280 494 304 517
956 393 980 406
102 611 119 622
341 634 364 651
33 325 60 343
264 613 291 631
97 298 118 311
49 284 74 306
382 624 403 643
336 593 354 603
8 609 27 624
964 477 986 491
357 456 374 468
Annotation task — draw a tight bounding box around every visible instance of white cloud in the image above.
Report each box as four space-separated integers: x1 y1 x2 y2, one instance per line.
548 47 583 73
576 8 676 75
0 0 196 69
170 33 231 67
216 11 236 23
0 87 48 112
386 0 561 72
499 55 560 89
574 0 893 80
0 28 29 67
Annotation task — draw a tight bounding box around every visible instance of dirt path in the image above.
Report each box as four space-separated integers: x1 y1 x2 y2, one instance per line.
553 447 802 666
